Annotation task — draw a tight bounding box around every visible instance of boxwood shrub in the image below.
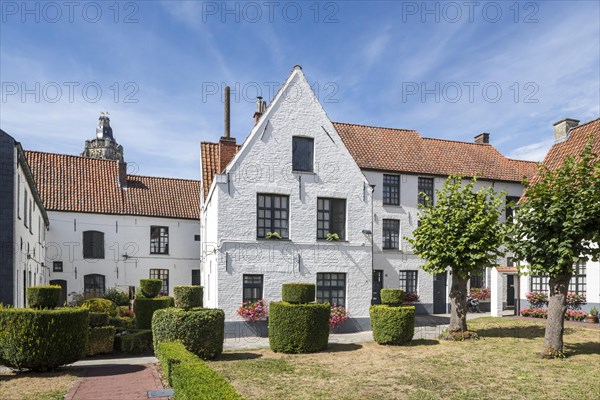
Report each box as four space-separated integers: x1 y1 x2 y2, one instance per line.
174 286 203 310
281 283 316 304
0 307 89 371
370 305 415 345
89 312 110 327
26 286 61 309
380 289 405 307
82 298 118 316
156 342 242 400
152 308 224 360
134 297 173 329
140 279 163 298
87 326 116 356
109 316 135 331
116 329 153 353
268 301 329 353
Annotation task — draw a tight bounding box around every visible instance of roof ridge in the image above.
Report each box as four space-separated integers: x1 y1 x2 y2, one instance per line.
422 136 493 146
129 174 200 183
507 158 538 165
572 117 600 132
333 121 418 133
24 149 119 163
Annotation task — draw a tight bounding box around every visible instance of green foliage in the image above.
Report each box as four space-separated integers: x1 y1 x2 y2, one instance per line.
370 305 415 345
116 329 153 353
152 308 224 360
508 141 600 278
156 342 243 400
89 312 110 327
406 176 507 279
87 326 116 356
281 283 316 304
140 279 163 298
103 287 130 306
380 289 404 306
268 301 330 354
82 298 117 316
26 286 61 309
134 297 173 329
0 307 89 371
174 286 203 310
109 316 135 330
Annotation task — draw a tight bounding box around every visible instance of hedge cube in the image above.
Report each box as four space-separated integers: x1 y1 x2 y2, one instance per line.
268 301 329 353
281 283 316 304
82 298 117 316
140 279 163 298
87 326 116 356
370 305 415 345
380 288 405 307
89 312 110 327
26 286 61 309
116 329 153 353
174 286 203 310
134 297 173 329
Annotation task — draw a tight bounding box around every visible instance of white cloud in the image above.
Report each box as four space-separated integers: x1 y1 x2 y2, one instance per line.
507 139 554 162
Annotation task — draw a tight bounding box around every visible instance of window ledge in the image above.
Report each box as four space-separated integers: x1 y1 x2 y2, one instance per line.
382 249 403 253
256 238 291 242
292 171 316 175
316 239 349 243
150 253 170 256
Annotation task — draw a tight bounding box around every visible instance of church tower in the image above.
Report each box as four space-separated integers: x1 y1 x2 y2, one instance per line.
82 114 124 161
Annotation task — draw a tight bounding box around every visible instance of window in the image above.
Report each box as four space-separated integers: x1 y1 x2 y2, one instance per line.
505 196 520 222
418 177 434 206
399 271 418 293
84 274 105 297
257 194 289 239
150 226 169 254
383 175 400 205
191 269 201 286
83 231 104 259
317 273 346 306
53 261 63 272
382 219 400 250
28 199 32 233
569 258 587 295
317 198 346 240
470 267 485 289
194 234 200 241
243 274 263 303
150 269 169 294
531 275 549 292
292 136 314 172
24 190 28 228
17 176 20 219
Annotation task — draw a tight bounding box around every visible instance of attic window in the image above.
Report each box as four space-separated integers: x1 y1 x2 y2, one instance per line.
292 137 314 172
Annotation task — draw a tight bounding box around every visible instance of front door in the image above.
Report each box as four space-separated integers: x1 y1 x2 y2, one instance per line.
433 272 447 314
372 270 383 304
50 279 67 306
507 275 515 307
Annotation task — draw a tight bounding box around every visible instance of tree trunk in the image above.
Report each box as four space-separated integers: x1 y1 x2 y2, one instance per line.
448 269 469 333
542 272 571 358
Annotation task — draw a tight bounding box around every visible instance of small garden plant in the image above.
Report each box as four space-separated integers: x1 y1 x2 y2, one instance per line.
469 287 491 301
329 305 349 328
237 299 268 322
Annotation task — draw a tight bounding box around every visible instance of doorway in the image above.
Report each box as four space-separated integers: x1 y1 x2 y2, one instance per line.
372 270 383 305
433 272 447 314
506 275 515 308
50 279 68 306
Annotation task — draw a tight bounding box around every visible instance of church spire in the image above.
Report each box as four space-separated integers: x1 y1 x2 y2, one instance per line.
82 113 124 161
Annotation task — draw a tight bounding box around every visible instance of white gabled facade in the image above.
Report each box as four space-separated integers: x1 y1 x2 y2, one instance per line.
201 67 373 330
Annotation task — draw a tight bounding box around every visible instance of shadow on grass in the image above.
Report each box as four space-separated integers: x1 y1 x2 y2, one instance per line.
408 339 440 346
326 343 363 353
564 342 600 357
0 366 82 381
217 352 263 361
474 325 547 339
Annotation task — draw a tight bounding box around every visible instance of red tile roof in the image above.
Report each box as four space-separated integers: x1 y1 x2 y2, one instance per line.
200 141 241 199
540 118 600 172
333 122 538 182
24 151 200 220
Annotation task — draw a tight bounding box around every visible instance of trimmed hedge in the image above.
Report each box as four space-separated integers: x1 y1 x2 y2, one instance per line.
82 298 117 316
26 286 61 309
281 283 316 304
174 286 203 310
134 297 173 329
116 329 153 353
140 279 163 298
380 289 405 307
103 287 130 306
152 308 224 360
88 326 116 356
268 301 329 353
156 342 243 400
0 307 89 371
370 305 415 345
89 312 110 327
109 316 135 331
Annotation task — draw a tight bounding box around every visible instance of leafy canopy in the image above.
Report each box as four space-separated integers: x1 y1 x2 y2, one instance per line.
406 176 507 279
508 141 600 277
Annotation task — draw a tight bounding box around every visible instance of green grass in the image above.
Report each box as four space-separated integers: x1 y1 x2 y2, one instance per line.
209 317 600 400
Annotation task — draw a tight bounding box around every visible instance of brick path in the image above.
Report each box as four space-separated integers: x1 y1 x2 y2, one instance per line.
65 363 168 400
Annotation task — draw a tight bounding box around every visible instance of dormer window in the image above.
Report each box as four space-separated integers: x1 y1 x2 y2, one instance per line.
292 136 314 172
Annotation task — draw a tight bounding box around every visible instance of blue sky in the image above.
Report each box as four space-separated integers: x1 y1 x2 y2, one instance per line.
1 1 599 179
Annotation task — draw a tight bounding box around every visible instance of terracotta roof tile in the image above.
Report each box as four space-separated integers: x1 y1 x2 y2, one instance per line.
333 122 538 182
540 118 600 172
24 151 200 220
200 141 241 200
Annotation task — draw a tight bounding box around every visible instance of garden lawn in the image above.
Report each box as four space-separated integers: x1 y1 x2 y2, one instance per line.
0 368 81 400
209 317 600 400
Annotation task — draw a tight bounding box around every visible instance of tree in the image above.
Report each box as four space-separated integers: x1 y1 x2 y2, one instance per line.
508 142 600 358
406 176 506 335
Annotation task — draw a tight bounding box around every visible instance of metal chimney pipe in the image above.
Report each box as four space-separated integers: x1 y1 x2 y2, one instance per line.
224 86 231 138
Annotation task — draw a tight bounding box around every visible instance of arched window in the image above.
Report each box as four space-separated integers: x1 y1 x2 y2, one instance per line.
84 274 105 297
83 231 104 259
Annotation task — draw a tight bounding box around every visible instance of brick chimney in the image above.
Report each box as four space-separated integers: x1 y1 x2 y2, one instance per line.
474 133 490 144
219 85 236 172
553 118 579 143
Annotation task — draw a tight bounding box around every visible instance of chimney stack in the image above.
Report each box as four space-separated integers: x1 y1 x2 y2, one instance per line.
219 85 237 172
553 118 579 143
118 161 128 188
253 96 264 126
474 133 490 144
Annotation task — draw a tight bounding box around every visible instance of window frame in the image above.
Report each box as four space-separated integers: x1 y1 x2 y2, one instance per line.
149 269 169 294
83 230 105 259
469 267 485 289
242 274 264 303
317 198 346 240
257 194 290 239
292 136 314 173
382 219 400 250
382 174 400 206
399 270 418 293
569 258 587 295
418 177 435 206
530 275 549 292
53 261 63 272
317 272 346 306
505 196 520 222
150 226 169 255
84 274 105 297
191 269 201 286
